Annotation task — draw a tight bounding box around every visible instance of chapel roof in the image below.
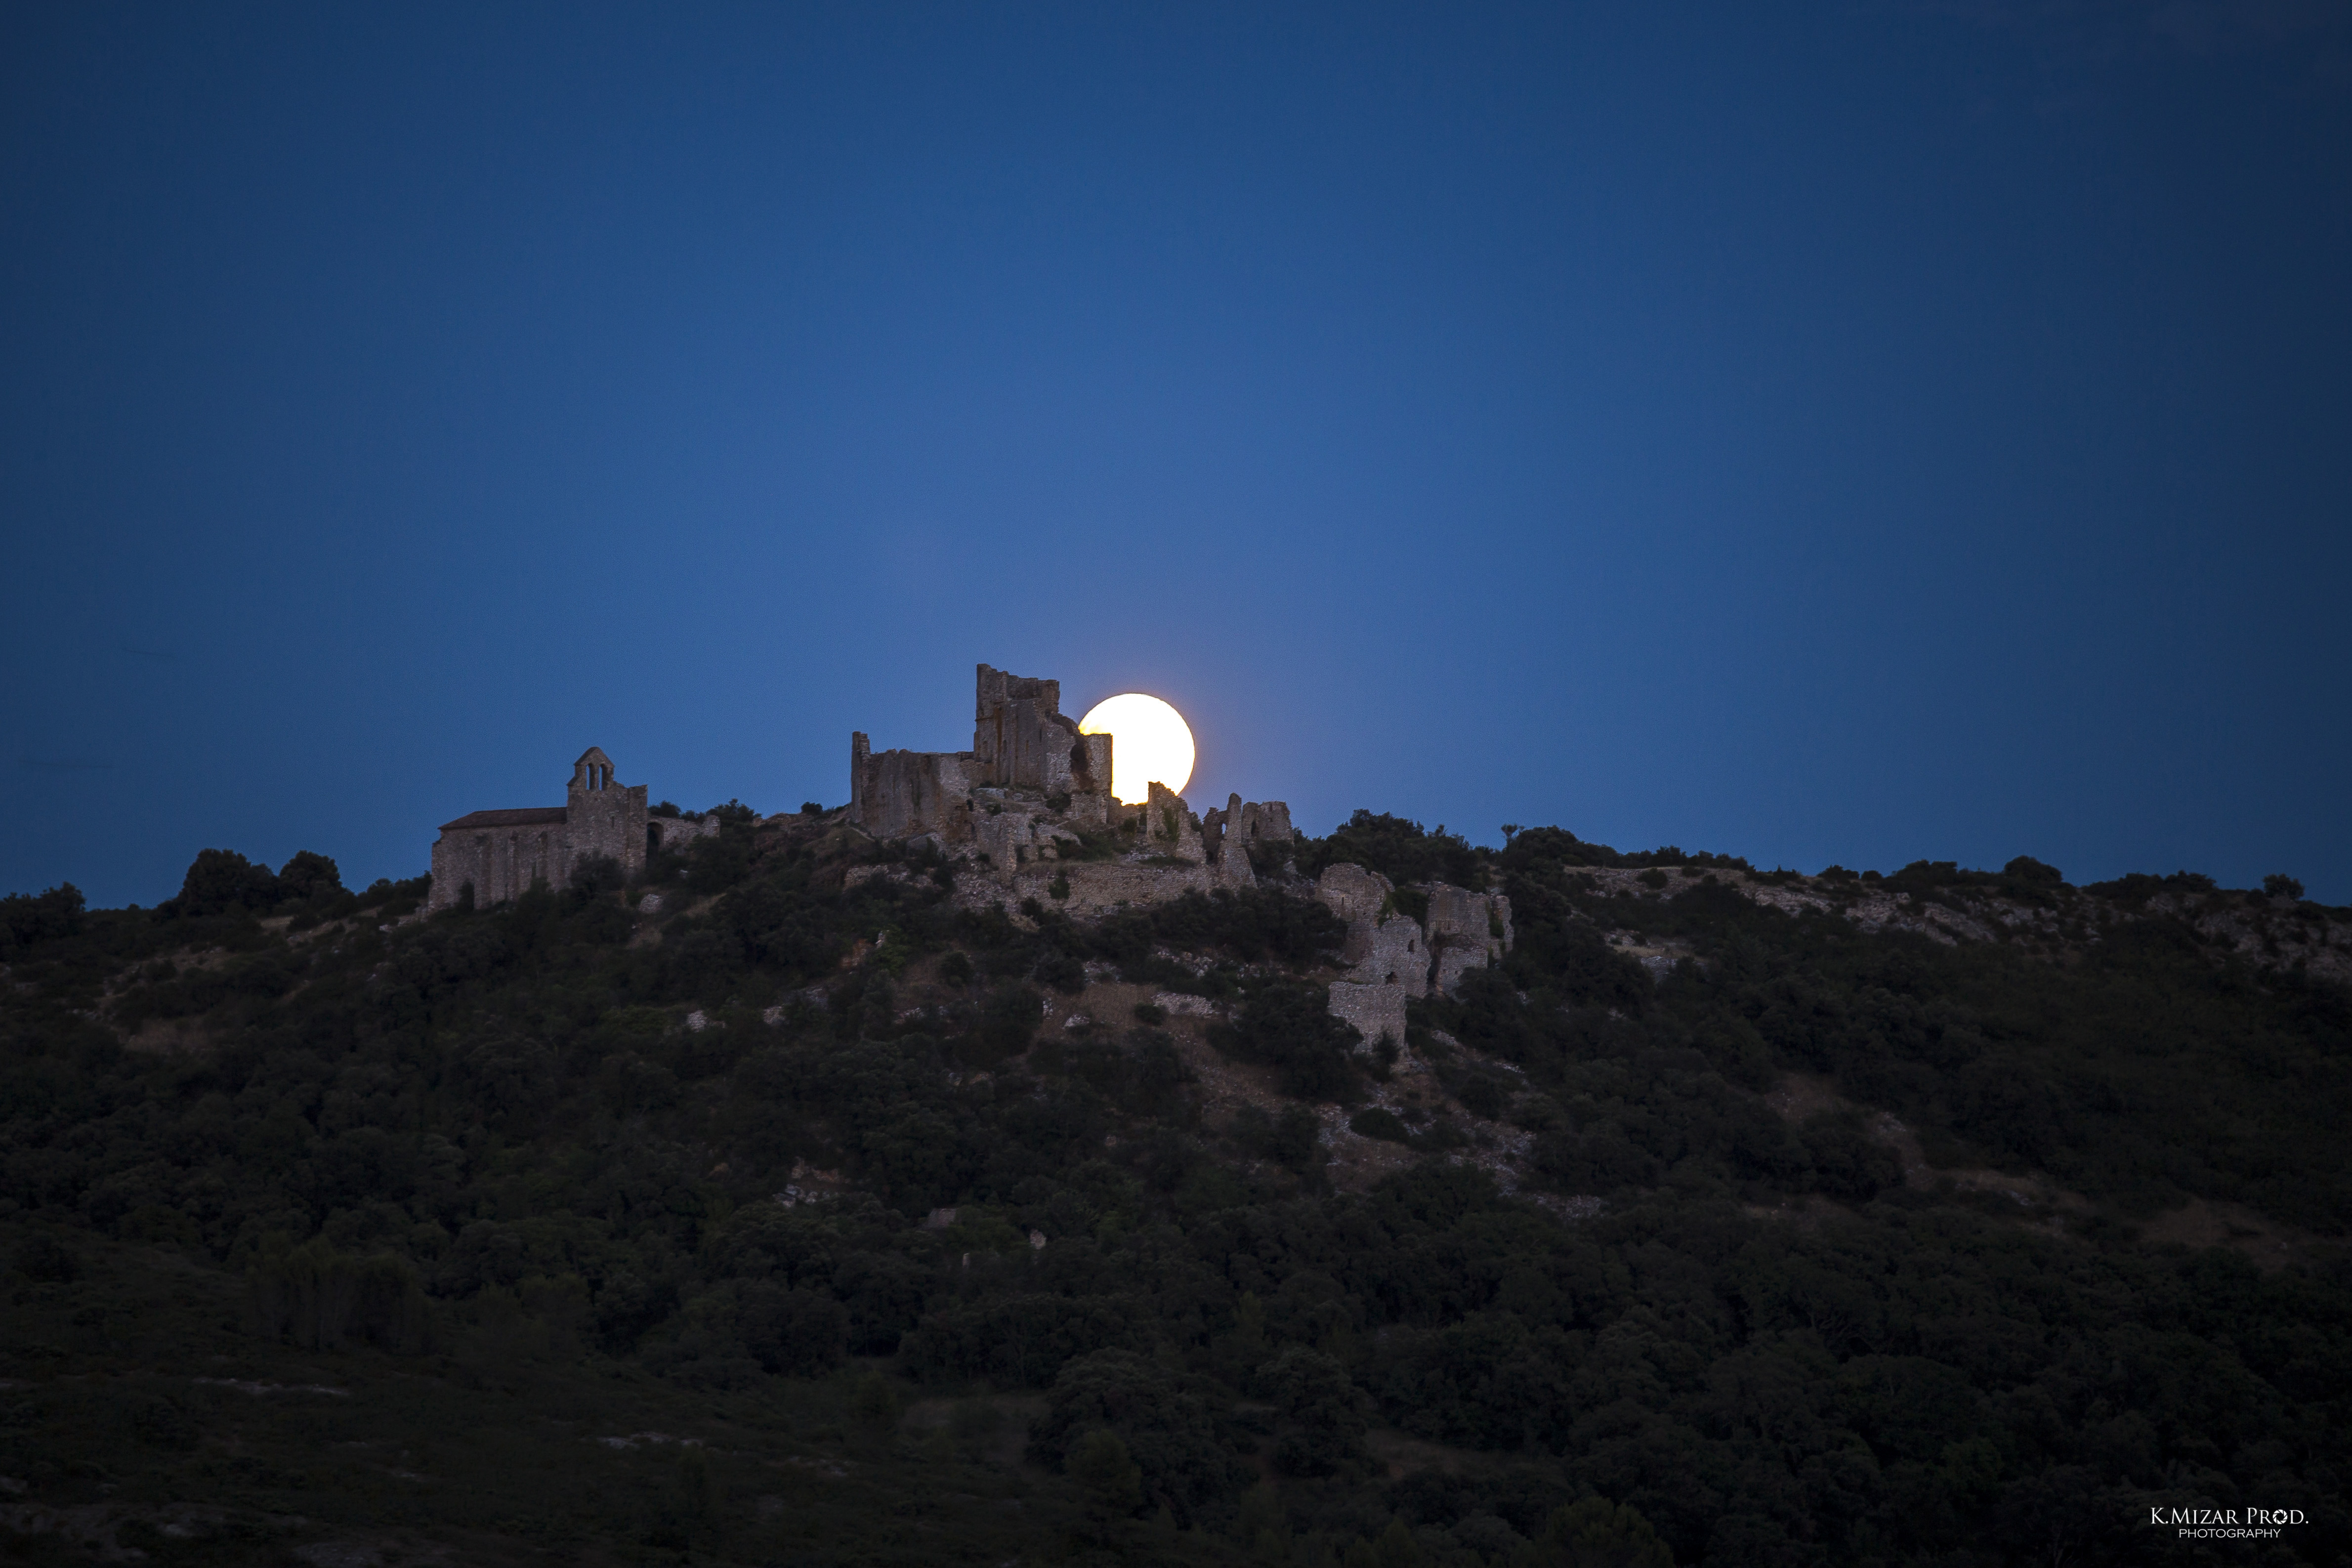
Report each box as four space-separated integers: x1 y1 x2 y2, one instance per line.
439 806 570 832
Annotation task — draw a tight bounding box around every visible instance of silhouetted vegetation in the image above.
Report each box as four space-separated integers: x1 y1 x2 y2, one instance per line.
0 816 2345 1564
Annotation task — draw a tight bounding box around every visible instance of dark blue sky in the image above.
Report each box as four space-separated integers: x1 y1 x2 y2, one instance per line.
5 3 2349 907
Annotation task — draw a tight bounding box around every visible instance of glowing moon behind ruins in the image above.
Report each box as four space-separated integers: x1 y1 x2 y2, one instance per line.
1079 694 1194 805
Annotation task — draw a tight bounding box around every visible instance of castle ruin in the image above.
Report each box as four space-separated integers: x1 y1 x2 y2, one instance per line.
423 667 1510 1057
847 664 1512 1048
849 664 1278 914
849 664 1115 845
426 747 714 910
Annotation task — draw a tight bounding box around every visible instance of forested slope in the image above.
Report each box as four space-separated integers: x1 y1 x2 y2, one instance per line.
1 809 2346 1567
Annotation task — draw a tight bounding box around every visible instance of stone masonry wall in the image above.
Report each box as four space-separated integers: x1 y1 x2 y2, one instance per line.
426 746 651 911
1313 863 1513 1052
566 750 647 878
648 815 722 855
850 735 976 842
854 665 1111 842
972 664 1106 795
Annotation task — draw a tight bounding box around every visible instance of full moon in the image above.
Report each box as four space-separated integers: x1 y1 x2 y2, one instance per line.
1079 693 1194 805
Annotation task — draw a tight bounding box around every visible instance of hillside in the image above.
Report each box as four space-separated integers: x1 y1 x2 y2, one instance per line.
1 811 2347 1567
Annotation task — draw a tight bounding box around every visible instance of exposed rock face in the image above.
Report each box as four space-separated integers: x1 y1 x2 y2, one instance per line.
963 790 1108 871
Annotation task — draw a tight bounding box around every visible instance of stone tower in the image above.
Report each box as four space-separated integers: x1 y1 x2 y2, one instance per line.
971 664 1110 797
564 747 649 874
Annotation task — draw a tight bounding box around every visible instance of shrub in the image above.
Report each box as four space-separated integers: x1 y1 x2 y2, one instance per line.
0 883 84 955
1210 980 1362 1100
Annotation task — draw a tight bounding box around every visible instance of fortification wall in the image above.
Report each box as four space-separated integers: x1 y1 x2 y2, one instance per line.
850 734 975 842
954 858 1217 922
648 815 722 854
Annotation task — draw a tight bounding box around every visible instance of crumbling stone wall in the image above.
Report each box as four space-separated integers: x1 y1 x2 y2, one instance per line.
849 734 975 844
1313 863 1513 1052
850 664 1301 927
852 664 1110 841
971 664 1110 796
1425 883 1514 993
955 856 1217 923
1203 794 1295 890
648 815 721 854
1132 782 1208 865
427 747 650 911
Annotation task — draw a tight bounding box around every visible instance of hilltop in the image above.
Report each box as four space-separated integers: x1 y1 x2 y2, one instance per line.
0 806 2347 1567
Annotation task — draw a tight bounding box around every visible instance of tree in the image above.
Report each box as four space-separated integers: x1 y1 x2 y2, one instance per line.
1028 1349 1246 1522
167 848 279 916
1214 980 1362 1100
275 850 344 902
1068 1428 1143 1522
1514 1498 1673 1568
1258 1345 1368 1478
